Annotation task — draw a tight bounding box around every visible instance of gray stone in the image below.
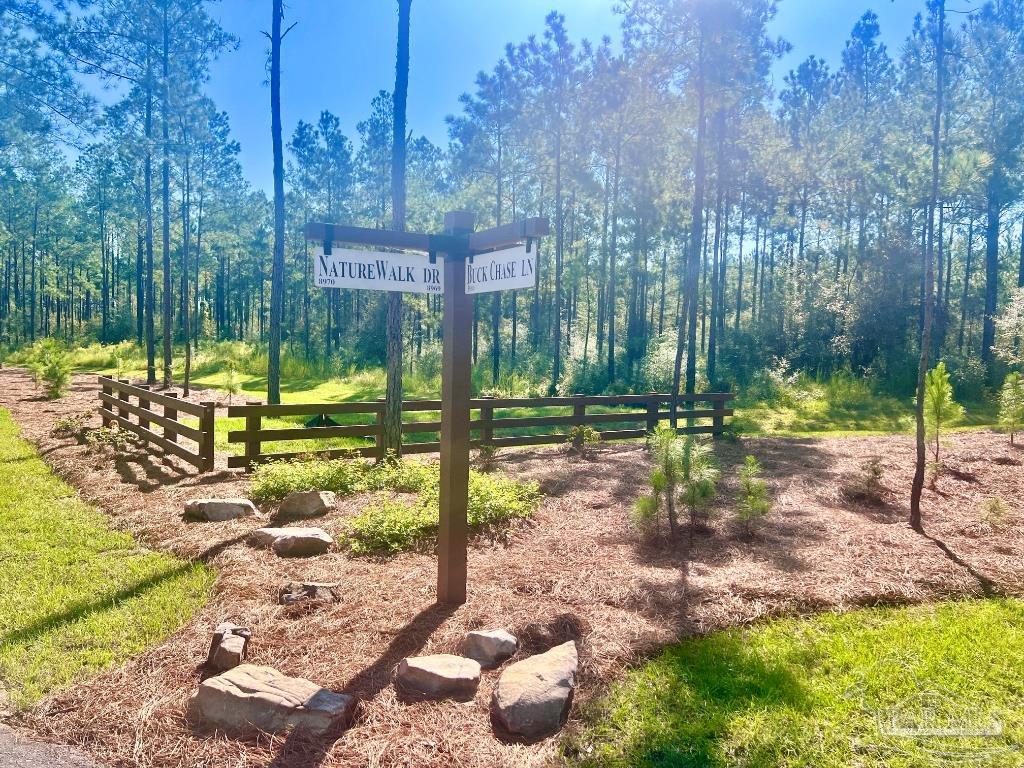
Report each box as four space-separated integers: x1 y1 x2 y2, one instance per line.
249 527 333 557
278 582 342 606
184 498 257 522
394 654 481 700
492 641 578 739
279 490 336 519
187 664 355 736
463 629 518 669
206 622 251 671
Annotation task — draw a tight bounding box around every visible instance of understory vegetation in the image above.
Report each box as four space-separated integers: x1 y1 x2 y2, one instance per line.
251 455 541 555
567 599 1024 768
0 408 212 708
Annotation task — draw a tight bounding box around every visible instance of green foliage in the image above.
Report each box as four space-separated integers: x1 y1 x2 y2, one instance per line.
346 498 436 556
736 455 771 530
565 599 1024 768
980 497 1011 529
20 339 71 399
84 425 137 452
251 454 540 555
636 427 719 535
51 413 86 439
568 423 602 451
998 372 1024 444
0 408 212 707
250 454 366 502
922 361 966 464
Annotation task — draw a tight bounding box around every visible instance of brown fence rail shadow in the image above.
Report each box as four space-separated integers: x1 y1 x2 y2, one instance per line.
226 392 734 471
97 376 216 472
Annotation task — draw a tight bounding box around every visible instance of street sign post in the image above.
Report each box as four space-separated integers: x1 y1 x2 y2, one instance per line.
305 212 548 604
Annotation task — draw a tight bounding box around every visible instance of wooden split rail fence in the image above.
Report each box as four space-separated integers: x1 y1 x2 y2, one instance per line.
97 376 216 471
225 392 734 470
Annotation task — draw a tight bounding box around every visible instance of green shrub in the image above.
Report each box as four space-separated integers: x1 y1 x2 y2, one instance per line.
736 455 772 531
85 425 137 452
998 372 1024 445
51 413 87 439
347 498 435 556
465 472 540 528
363 456 436 493
568 423 601 452
980 497 1011 529
250 455 367 501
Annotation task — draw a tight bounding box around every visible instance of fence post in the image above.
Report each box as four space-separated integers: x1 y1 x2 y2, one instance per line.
199 401 216 472
137 384 151 430
646 392 659 433
712 396 725 437
572 393 586 448
375 397 386 461
100 378 112 427
117 379 130 420
244 401 262 470
480 395 495 449
164 392 179 444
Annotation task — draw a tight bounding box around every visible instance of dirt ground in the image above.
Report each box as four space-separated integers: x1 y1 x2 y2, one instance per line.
1 367 1022 768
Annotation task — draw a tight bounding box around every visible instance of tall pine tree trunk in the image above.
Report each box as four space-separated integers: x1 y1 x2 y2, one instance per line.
384 0 412 457
267 0 287 405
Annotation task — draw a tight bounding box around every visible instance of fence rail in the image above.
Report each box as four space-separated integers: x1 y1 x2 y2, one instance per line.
96 376 216 471
225 392 734 470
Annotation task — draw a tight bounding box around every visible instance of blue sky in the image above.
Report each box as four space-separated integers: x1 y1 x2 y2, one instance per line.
202 0 922 193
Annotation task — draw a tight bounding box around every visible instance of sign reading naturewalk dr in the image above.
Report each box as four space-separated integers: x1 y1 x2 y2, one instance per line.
465 243 536 295
313 247 443 294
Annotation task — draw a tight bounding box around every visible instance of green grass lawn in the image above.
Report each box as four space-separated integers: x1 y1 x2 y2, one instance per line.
0 408 213 708
566 599 1024 768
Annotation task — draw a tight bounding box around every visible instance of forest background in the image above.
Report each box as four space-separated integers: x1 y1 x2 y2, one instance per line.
4 0 1024 425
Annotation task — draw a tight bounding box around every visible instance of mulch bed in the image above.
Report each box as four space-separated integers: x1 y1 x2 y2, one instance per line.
0 367 1022 768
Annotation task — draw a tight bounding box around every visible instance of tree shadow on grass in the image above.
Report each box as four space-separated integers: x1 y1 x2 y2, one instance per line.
570 631 810 768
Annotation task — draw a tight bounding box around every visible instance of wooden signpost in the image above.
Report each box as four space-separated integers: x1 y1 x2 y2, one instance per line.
305 211 549 604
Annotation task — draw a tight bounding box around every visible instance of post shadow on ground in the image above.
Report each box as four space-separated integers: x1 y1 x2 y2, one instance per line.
264 600 458 768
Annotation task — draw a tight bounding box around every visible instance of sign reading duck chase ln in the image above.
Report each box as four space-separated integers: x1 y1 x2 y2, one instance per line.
314 246 443 294
465 243 536 295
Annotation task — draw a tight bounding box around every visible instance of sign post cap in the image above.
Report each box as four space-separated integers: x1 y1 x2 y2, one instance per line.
444 210 475 234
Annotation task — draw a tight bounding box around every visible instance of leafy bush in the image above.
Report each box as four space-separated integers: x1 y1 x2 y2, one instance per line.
21 339 71 398
922 361 965 465
250 455 366 501
362 456 435 493
51 413 87 439
568 423 601 452
347 498 435 556
85 425 138 452
736 455 772 531
998 372 1024 445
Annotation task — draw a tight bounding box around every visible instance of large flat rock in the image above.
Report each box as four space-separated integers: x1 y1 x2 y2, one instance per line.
187 664 355 736
492 641 578 739
394 654 481 700
184 498 257 522
249 527 333 557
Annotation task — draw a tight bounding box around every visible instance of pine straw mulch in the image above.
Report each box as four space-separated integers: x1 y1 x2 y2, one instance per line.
1 366 1023 768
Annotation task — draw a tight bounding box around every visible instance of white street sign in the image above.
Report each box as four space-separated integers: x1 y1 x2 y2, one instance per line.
313 247 443 294
465 244 536 295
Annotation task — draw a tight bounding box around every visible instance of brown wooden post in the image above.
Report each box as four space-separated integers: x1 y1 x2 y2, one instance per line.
572 393 586 448
712 396 725 437
646 392 659 433
117 378 130 421
137 384 151 430
244 401 262 471
199 401 216 472
480 395 495 448
164 392 179 443
375 397 386 461
100 378 112 426
438 210 474 605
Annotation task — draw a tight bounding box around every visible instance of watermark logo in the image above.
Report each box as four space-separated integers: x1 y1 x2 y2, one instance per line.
844 654 1017 765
